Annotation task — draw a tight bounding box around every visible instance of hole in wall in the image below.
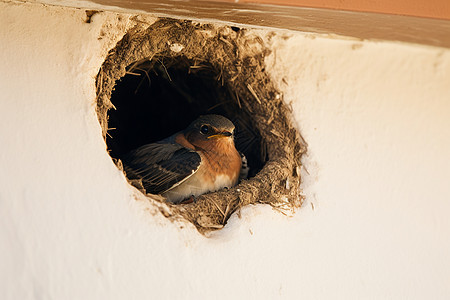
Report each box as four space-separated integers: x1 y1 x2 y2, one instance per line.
96 18 307 234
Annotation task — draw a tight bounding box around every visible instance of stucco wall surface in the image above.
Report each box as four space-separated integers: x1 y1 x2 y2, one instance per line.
1 2 450 299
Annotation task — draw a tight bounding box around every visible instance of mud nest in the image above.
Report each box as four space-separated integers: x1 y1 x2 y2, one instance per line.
96 18 307 233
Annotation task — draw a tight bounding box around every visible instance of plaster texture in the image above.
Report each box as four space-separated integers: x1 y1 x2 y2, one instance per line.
1 1 450 299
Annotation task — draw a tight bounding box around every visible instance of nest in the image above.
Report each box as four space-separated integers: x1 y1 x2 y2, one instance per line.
96 18 307 234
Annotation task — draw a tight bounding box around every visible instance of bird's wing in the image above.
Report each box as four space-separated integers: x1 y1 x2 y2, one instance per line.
122 142 201 195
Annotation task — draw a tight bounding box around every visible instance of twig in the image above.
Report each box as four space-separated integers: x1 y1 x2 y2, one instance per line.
247 84 262 104
158 59 172 81
223 202 233 224
125 71 141 76
207 101 233 111
235 91 242 109
219 37 233 48
210 198 225 218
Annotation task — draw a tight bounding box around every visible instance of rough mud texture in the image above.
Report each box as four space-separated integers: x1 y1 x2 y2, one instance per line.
96 18 307 234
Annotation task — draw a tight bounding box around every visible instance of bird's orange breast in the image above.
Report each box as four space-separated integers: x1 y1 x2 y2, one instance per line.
195 138 242 185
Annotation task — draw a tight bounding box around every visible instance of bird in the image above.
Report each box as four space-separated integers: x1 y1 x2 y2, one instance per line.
121 114 243 204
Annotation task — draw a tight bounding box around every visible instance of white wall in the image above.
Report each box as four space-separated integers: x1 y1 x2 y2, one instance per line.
1 2 449 299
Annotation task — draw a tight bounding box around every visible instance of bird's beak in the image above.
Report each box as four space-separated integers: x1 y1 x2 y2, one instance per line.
207 131 233 139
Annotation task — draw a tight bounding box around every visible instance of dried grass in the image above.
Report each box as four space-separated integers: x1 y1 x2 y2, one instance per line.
96 18 307 234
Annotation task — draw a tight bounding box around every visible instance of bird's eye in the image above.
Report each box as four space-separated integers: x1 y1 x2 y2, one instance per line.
200 125 209 135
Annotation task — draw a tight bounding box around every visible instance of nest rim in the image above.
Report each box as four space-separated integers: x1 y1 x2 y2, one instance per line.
95 17 307 234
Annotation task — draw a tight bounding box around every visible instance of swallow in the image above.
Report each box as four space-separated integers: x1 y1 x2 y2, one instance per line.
122 114 243 203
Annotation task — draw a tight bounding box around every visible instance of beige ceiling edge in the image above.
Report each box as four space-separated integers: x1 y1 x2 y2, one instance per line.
18 0 450 49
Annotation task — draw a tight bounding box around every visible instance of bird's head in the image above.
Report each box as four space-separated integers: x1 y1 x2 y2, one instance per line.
184 115 236 150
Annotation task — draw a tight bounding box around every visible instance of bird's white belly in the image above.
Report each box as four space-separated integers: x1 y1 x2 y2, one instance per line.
161 171 234 203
